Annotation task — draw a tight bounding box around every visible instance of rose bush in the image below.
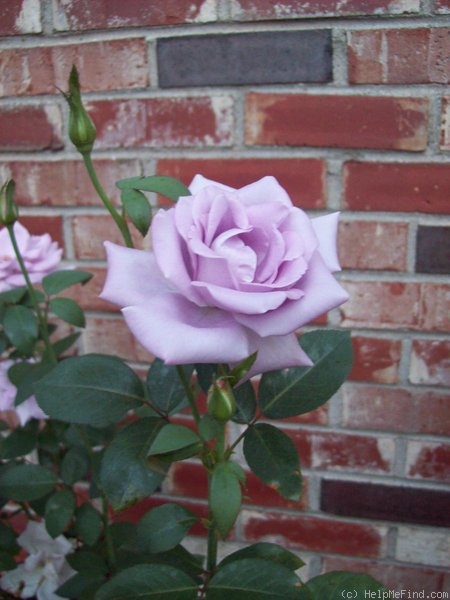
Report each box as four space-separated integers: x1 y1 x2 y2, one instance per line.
0 222 62 292
101 175 348 376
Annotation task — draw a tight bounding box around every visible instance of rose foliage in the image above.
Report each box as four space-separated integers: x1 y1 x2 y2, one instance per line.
0 66 387 600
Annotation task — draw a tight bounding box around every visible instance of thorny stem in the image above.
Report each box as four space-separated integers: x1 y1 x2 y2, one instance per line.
82 153 134 249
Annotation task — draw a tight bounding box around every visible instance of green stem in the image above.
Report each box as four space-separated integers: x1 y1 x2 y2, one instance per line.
206 514 219 574
82 153 134 249
176 365 201 426
7 225 57 364
75 425 116 571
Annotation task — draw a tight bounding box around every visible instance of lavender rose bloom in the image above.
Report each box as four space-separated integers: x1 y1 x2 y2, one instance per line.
0 222 62 292
101 176 349 377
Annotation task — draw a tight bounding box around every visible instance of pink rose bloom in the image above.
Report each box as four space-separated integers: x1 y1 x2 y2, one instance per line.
101 176 349 377
0 359 48 426
0 222 62 292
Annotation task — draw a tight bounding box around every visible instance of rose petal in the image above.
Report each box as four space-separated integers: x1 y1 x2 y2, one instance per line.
235 252 349 336
189 174 236 195
311 212 341 272
100 242 169 308
193 280 300 315
238 176 292 208
122 293 252 364
243 332 313 380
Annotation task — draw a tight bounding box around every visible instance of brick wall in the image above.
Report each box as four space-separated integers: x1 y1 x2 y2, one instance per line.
1 0 449 592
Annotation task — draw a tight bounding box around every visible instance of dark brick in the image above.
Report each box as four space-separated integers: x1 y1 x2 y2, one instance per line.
416 226 450 274
321 479 450 527
157 30 332 88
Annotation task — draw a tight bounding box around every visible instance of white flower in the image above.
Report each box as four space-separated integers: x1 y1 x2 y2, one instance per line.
0 522 75 600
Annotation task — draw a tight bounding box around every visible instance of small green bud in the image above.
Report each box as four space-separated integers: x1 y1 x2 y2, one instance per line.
207 377 237 423
63 65 96 155
0 180 19 226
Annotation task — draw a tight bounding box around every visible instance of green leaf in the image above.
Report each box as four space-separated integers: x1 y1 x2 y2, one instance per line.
100 418 167 511
147 423 200 456
74 503 102 546
304 571 387 598
35 354 144 427
61 446 89 485
95 564 198 600
0 464 57 501
57 573 105 599
0 550 17 571
232 381 257 424
45 489 76 537
49 297 85 327
52 331 81 356
42 270 93 296
0 522 18 553
121 188 152 237
198 414 223 441
3 305 38 353
67 550 109 577
146 360 194 416
137 503 197 554
0 286 27 304
243 423 301 501
0 427 37 459
195 364 218 394
259 330 353 419
219 542 304 572
207 558 306 599
9 361 55 406
210 461 241 538
116 175 191 202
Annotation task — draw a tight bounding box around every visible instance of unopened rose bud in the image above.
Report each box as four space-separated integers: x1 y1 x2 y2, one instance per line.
207 377 236 422
0 180 19 226
63 65 96 155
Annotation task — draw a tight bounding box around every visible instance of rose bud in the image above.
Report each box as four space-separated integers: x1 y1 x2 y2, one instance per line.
0 180 19 226
207 377 237 422
63 65 96 155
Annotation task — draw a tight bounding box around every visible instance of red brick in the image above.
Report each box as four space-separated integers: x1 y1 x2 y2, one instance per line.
18 215 64 248
156 158 326 209
338 220 408 271
436 0 450 12
339 281 450 332
63 267 115 313
242 510 387 557
1 159 141 207
322 557 447 594
350 336 401 384
343 384 450 436
406 440 450 482
52 0 217 31
0 105 62 151
83 316 153 363
343 161 450 213
281 405 328 426
441 96 450 150
410 339 450 386
87 97 233 149
245 93 428 151
349 28 450 84
0 0 41 35
312 431 395 473
71 214 144 260
0 40 148 98
232 0 420 20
